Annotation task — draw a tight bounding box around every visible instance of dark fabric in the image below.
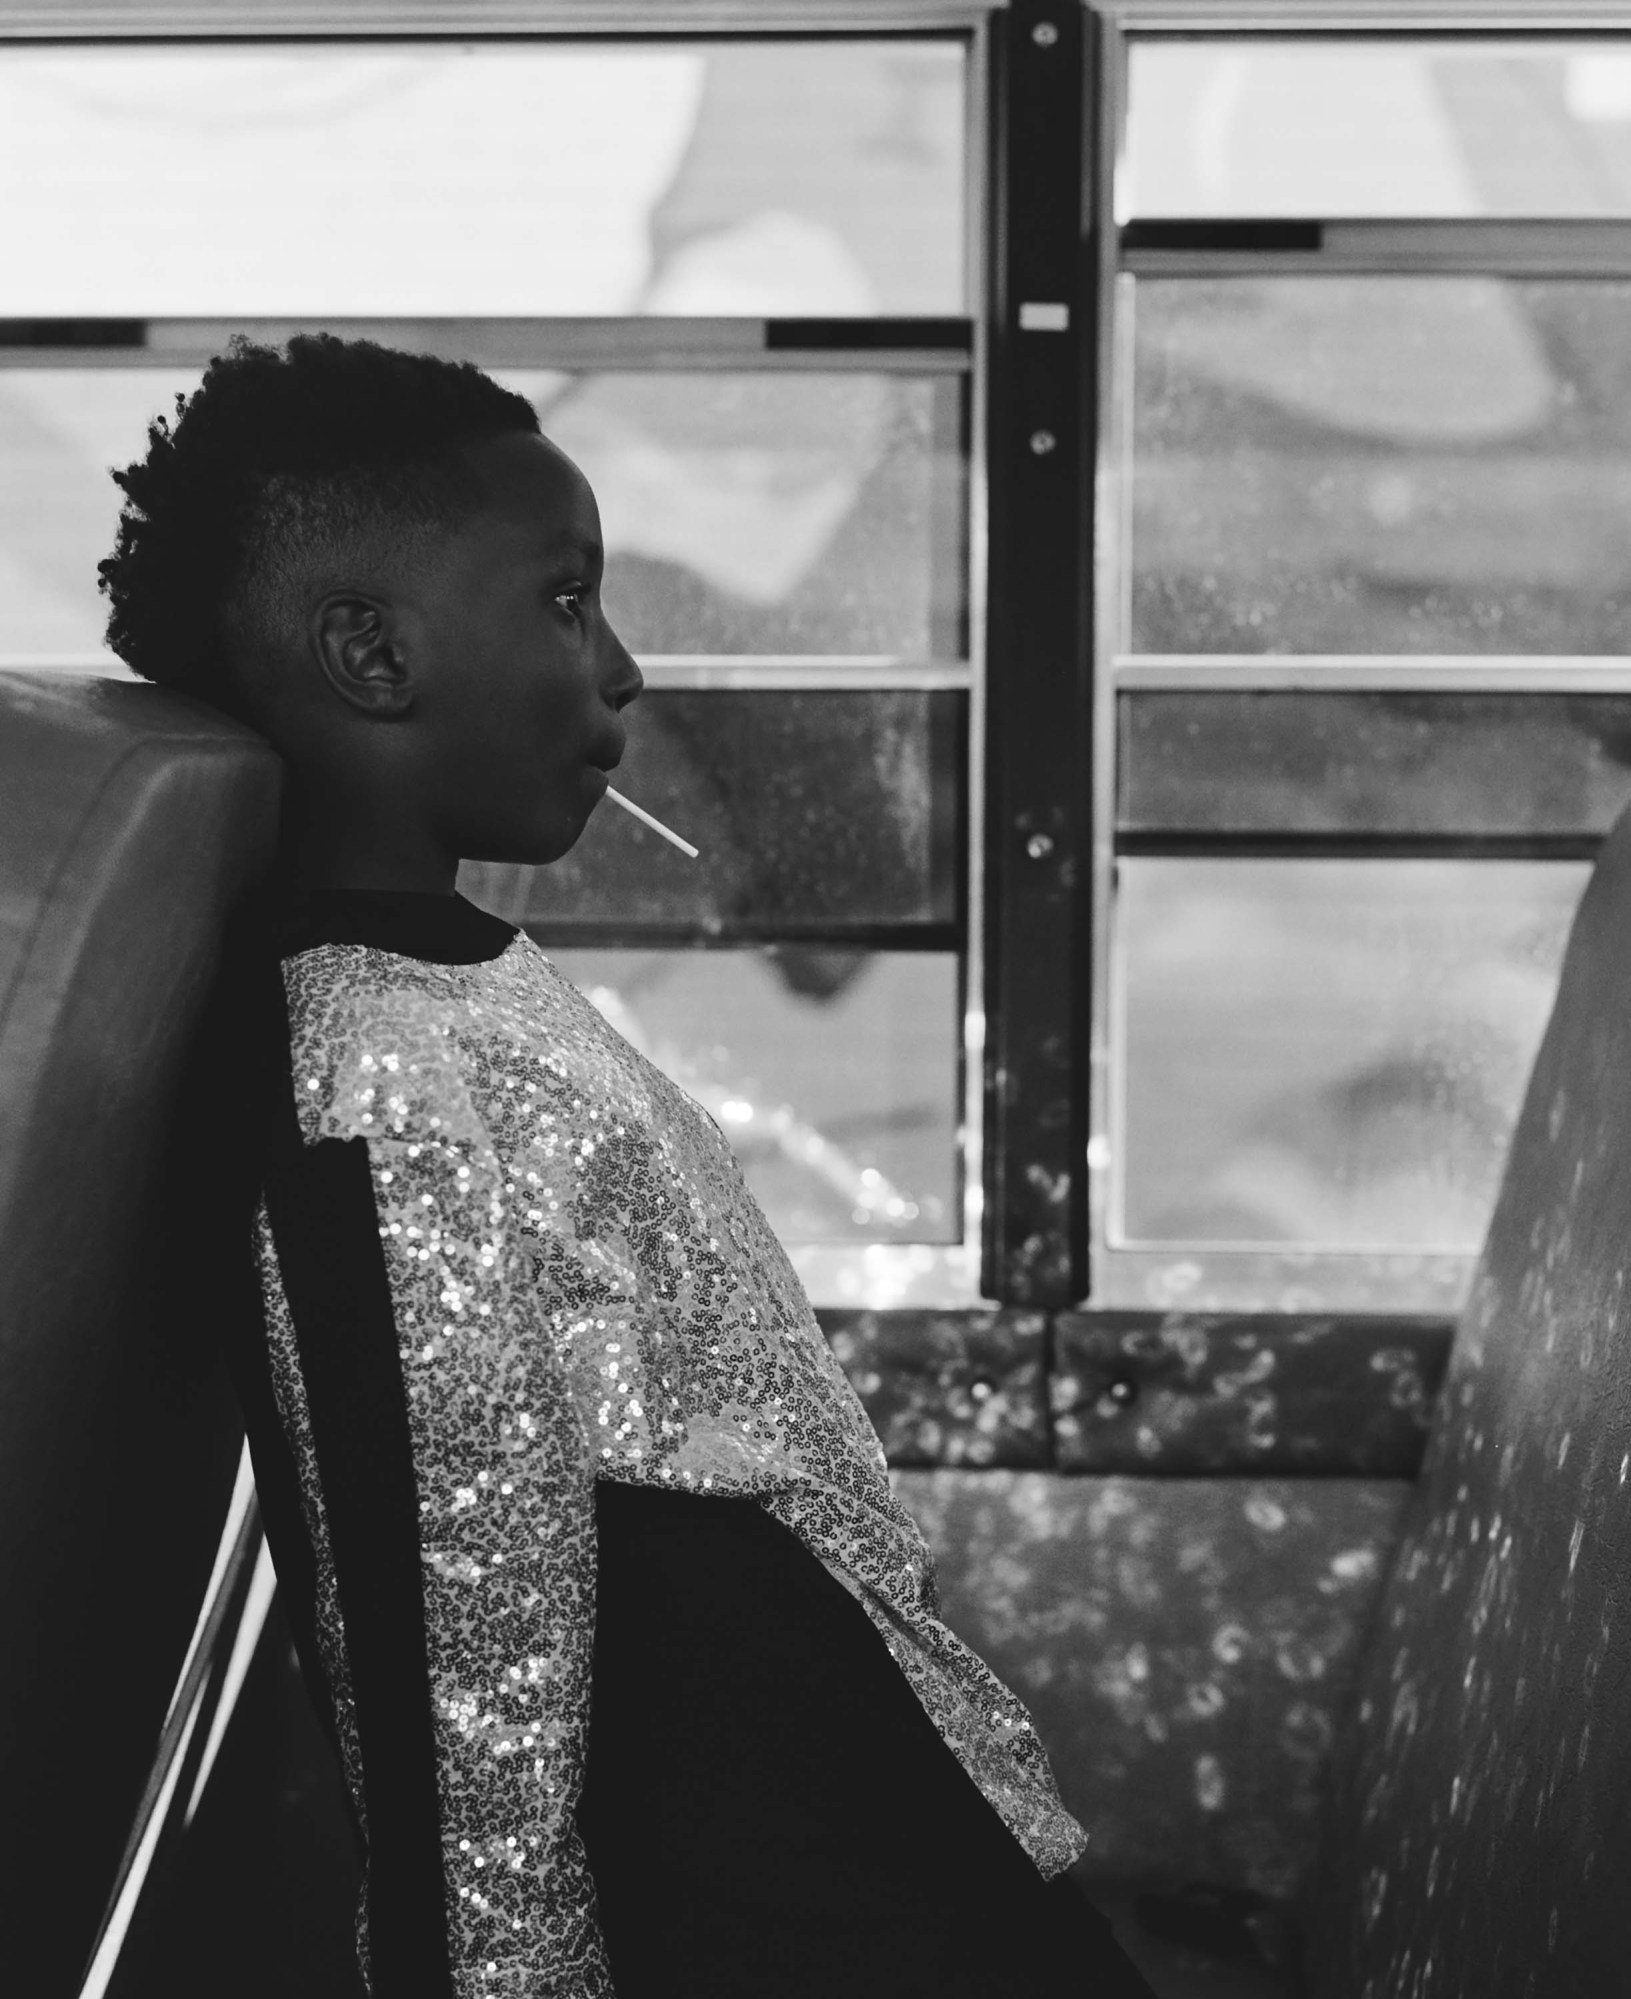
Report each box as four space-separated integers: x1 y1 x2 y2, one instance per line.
201 889 352 1789
272 884 517 964
578 1479 1158 1999
261 1130 456 1997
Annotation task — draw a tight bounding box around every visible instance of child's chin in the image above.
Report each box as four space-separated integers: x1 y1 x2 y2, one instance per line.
537 814 592 864
463 811 587 869
534 831 584 865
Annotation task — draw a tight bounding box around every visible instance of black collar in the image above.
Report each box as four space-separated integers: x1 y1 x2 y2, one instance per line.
273 888 518 966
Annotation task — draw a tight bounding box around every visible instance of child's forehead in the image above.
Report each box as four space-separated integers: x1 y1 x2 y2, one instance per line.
449 429 595 571
461 430 599 545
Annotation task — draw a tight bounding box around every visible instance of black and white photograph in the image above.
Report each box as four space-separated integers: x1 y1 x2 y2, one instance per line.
3 6 1629 1997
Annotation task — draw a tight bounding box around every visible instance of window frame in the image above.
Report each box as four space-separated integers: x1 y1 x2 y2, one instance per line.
1089 4 1631 1316
0 4 998 1309
25 1 1631 1316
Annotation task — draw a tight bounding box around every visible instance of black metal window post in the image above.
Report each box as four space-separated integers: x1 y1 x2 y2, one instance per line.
981 0 1092 1304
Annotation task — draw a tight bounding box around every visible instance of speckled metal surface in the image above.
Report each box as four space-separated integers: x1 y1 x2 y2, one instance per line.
1054 1314 1450 1477
1305 811 1631 1999
817 1309 1050 1467
893 1470 1409 1905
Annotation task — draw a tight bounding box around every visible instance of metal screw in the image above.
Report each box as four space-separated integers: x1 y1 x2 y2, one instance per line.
1029 428 1056 455
1026 832 1054 859
1095 1375 1139 1418
1032 21 1059 46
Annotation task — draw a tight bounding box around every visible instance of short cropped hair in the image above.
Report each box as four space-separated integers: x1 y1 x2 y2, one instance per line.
98 331 540 720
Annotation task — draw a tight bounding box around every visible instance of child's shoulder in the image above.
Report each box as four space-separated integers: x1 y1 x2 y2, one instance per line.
280 934 488 1034
279 931 656 1119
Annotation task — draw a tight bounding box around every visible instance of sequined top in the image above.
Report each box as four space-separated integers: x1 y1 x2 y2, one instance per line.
249 900 1087 1999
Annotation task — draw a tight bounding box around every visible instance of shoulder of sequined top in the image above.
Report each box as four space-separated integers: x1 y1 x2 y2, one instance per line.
277 933 680 1155
279 939 520 1153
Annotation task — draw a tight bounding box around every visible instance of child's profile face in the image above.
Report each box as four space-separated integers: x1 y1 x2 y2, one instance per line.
398 429 643 868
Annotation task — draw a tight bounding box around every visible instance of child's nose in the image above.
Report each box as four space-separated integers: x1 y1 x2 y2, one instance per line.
604 631 643 710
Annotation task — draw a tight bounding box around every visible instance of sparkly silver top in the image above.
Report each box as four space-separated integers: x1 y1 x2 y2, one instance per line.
253 931 1087 1997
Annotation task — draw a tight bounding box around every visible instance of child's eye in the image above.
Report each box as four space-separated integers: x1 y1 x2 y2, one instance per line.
553 585 587 622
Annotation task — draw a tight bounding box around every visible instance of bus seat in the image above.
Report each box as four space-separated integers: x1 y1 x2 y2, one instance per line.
1303 793 1631 1996
0 671 282 1996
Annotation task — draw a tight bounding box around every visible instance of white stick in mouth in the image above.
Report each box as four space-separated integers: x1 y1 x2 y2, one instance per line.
604 784 700 859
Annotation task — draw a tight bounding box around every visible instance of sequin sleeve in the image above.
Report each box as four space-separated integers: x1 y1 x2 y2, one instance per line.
297 976 614 1999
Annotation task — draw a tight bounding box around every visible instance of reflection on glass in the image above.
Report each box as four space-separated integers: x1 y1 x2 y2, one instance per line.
1118 692 1631 838
1127 41 1631 218
0 41 964 316
0 368 965 664
503 371 966 657
1116 859 1587 1251
459 691 960 935
1131 278 1631 654
539 947 960 1245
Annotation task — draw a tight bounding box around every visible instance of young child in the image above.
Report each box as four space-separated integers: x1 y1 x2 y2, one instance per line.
100 333 1160 1999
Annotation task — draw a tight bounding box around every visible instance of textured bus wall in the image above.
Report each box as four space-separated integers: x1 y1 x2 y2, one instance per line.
893 1470 1409 1904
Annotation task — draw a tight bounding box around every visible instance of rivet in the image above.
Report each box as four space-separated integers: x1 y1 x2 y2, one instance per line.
1026 832 1054 859
1032 21 1059 46
1029 428 1057 455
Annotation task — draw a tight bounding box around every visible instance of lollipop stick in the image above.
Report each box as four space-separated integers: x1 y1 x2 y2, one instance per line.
605 785 699 859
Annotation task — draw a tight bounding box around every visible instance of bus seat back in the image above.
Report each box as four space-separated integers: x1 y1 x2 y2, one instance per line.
1307 796 1631 1996
0 671 281 1993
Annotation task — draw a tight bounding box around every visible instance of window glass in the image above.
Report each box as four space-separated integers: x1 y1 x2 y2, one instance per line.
508 370 967 658
1119 692 1631 838
1127 41 1631 218
0 367 965 665
1115 859 1587 1252
1130 277 1631 655
458 690 960 936
0 41 965 317
0 369 197 661
539 946 961 1244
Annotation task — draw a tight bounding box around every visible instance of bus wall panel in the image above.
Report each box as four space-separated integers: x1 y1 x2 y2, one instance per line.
1053 1312 1450 1478
818 1306 1051 1467
895 1469 1412 1905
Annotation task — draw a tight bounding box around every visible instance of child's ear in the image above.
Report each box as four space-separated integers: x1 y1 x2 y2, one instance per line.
309 590 412 716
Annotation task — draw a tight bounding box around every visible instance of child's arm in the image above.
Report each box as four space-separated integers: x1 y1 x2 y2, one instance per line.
270 976 613 1999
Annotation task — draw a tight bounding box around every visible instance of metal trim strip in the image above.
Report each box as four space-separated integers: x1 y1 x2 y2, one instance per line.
1116 656 1631 691
0 317 973 373
1098 3 1631 27
634 663 975 688
3 656 974 688
1125 220 1631 278
979 0 1092 1305
0 2 1001 33
1117 830 1606 861
1088 12 1130 1304
960 11 992 1291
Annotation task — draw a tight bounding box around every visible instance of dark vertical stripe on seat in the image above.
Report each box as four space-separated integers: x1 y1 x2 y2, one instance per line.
219 1249 352 1792
262 1108 454 1996
179 892 354 1803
